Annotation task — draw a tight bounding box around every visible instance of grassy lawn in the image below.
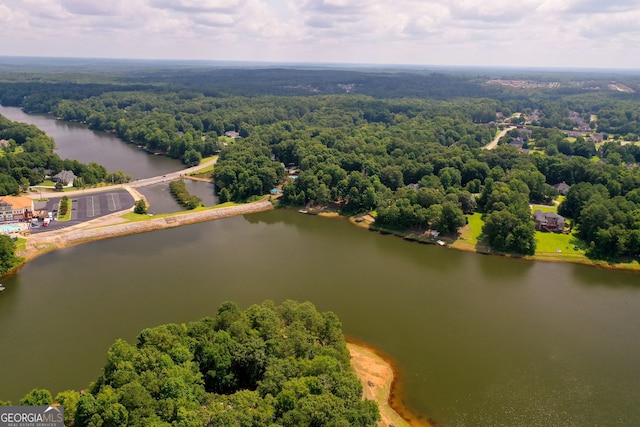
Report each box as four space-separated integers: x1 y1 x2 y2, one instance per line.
14 238 27 252
466 212 484 244
535 230 585 255
121 201 241 222
452 212 484 250
531 204 557 213
189 155 217 176
189 165 214 176
201 155 217 163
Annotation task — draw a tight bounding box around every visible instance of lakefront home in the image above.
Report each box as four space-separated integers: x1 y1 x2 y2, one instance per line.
533 210 566 232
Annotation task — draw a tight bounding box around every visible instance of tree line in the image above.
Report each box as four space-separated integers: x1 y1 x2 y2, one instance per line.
2 67 640 260
169 180 202 210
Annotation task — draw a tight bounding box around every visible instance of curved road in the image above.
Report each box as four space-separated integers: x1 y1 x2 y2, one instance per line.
483 126 516 150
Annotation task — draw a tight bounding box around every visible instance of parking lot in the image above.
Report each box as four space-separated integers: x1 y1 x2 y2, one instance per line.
30 190 135 233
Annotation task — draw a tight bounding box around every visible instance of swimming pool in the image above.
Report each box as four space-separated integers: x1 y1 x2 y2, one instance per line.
0 224 22 234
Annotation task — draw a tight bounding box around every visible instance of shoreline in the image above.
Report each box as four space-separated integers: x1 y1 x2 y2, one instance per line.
330 211 640 272
347 339 434 427
16 198 274 263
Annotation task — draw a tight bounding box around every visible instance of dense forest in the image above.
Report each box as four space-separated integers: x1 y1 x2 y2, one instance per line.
2 300 379 427
1 64 640 260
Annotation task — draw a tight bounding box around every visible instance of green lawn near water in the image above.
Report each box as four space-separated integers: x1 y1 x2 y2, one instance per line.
535 230 585 254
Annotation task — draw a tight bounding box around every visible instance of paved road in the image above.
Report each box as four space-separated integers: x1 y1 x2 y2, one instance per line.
483 126 516 150
27 157 217 233
27 156 218 199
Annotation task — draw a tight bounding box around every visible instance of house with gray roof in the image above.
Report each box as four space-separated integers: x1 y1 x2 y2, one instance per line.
52 170 77 186
533 210 566 232
552 181 571 195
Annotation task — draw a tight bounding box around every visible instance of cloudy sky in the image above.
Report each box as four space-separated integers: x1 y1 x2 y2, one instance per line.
1 0 640 69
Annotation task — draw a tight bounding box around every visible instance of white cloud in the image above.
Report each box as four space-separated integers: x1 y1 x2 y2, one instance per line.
0 0 639 67
59 0 128 16
20 0 69 20
192 13 236 28
0 3 14 23
149 0 241 13
564 0 640 14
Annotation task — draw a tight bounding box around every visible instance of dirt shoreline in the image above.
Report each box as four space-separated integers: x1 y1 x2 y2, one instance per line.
348 340 434 427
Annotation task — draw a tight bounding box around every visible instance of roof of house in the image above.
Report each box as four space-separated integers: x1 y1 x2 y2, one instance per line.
53 170 77 183
534 210 565 221
553 181 571 193
0 196 33 210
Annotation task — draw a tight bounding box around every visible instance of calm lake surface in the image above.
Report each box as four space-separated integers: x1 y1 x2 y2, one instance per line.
138 180 219 215
1 109 640 426
0 105 182 179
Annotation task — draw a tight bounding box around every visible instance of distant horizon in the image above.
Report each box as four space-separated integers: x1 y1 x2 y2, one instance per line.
2 2 640 71
1 55 639 75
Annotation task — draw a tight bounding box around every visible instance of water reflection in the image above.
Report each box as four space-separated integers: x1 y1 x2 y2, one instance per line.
137 180 218 214
571 262 640 288
138 183 182 214
183 179 218 207
477 253 534 281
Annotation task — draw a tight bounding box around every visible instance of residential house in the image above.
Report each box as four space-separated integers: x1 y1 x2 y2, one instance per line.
552 181 571 195
224 131 240 139
53 170 77 186
588 133 605 143
533 210 566 232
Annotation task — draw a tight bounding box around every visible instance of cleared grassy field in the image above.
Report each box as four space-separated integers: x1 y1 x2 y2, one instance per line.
535 230 584 254
531 204 557 213
466 212 484 244
452 212 484 250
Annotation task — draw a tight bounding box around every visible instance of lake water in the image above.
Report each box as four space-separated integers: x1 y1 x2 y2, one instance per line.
0 105 182 179
1 107 640 426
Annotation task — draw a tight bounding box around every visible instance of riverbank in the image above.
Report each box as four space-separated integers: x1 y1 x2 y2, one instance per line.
17 197 274 262
306 209 640 272
348 341 434 427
